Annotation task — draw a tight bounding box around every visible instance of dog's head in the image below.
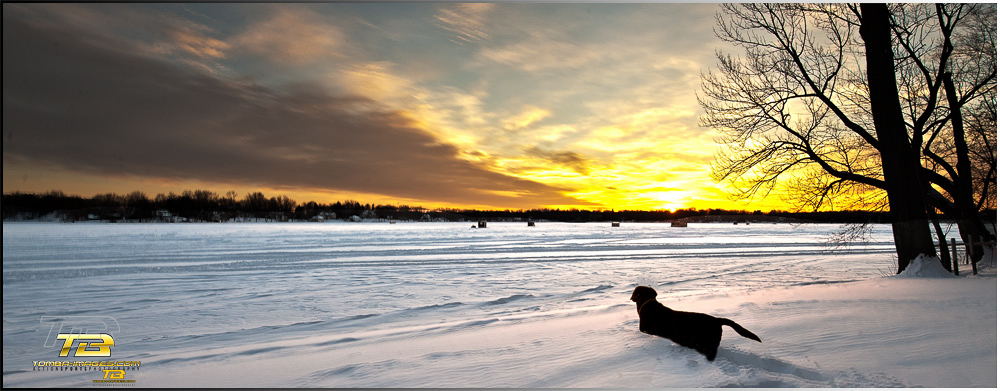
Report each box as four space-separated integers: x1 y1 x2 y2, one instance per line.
630 285 658 303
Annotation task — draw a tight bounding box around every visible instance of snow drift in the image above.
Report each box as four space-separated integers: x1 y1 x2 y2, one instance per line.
898 254 957 278
2 222 995 387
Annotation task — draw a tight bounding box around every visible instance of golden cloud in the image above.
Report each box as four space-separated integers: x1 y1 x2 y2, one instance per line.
231 7 345 65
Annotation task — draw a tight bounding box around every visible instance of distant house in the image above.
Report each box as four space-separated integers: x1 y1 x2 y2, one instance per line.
349 215 362 222
155 210 185 223
310 215 325 222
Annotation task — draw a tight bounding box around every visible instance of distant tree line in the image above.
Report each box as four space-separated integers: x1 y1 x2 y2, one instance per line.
0 190 444 222
7 189 994 224
2 190 297 222
450 207 902 224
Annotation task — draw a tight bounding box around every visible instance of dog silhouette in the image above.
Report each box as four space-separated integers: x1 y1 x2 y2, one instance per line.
630 285 761 361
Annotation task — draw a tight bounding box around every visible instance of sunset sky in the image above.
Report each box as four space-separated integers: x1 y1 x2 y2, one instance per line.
3 3 791 211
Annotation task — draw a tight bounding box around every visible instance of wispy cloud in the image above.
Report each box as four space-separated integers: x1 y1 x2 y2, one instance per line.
481 41 605 72
503 106 551 131
165 25 229 59
336 61 417 104
522 147 593 176
230 7 345 65
435 3 494 44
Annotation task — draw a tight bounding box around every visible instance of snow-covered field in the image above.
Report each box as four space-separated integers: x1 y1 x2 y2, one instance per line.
2 221 995 387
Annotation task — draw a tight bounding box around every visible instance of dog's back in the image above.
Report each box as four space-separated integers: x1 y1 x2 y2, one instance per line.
637 299 726 359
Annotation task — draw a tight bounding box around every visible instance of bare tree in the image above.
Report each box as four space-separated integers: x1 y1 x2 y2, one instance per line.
890 3 997 261
700 3 996 273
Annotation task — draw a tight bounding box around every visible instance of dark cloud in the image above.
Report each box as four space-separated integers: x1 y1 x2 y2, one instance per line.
523 146 593 176
2 15 589 208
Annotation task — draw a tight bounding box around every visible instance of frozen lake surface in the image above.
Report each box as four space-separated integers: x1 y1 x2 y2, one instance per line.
3 222 994 387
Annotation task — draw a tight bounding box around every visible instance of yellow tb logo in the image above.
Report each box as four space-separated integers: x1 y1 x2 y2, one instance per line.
102 369 126 379
56 333 114 357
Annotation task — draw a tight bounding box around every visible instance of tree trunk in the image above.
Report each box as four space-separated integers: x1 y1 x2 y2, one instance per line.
943 72 991 262
859 3 938 273
929 209 953 272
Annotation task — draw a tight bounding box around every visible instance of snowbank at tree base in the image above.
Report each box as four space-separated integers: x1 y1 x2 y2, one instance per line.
898 253 960 278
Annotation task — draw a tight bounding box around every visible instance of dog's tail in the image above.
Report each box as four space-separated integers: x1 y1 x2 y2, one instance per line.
720 318 762 342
